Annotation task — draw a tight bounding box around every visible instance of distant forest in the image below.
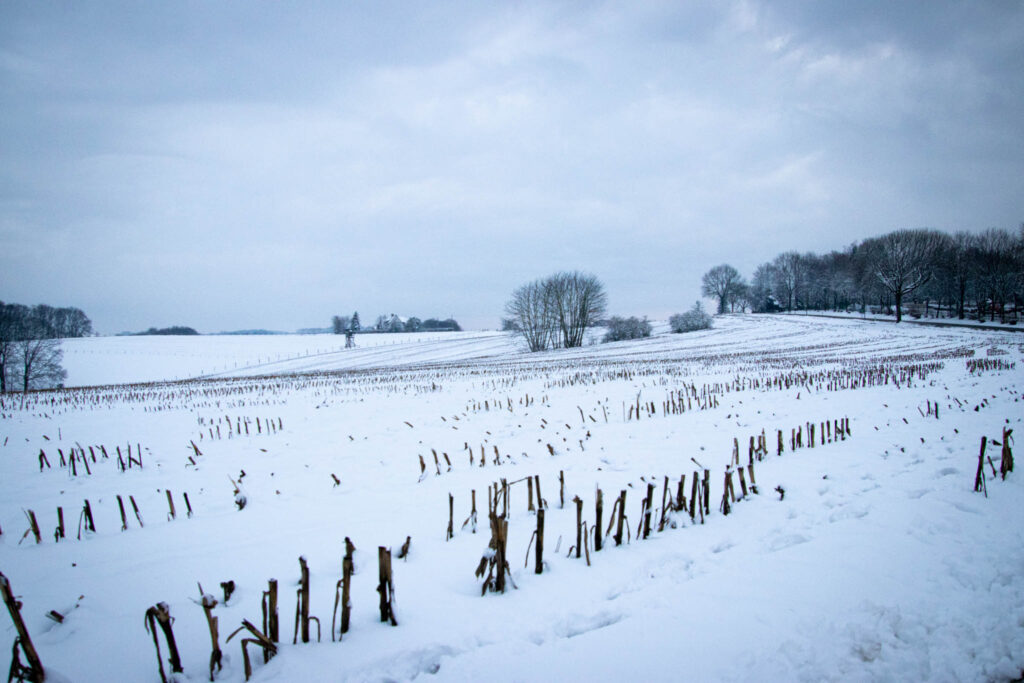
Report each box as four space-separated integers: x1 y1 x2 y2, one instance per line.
130 326 200 336
331 312 462 334
701 226 1024 323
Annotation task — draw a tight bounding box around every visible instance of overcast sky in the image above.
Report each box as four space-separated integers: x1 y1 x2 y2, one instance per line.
2 1 1022 333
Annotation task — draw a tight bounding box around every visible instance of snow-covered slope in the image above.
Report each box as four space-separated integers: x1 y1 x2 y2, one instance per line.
2 315 1022 682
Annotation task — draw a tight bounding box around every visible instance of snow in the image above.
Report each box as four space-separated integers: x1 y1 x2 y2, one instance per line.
59 331 514 387
1 314 1022 682
782 309 1024 332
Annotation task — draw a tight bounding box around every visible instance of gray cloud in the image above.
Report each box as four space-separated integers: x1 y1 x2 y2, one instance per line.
2 1 1022 332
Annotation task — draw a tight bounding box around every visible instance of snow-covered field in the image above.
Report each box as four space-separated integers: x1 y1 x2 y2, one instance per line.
2 315 1022 682
781 309 1023 332
59 331 514 387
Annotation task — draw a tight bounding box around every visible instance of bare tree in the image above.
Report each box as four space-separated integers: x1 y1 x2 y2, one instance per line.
67 307 92 337
814 251 855 311
951 231 978 320
974 228 1019 322
727 281 749 312
0 302 27 393
504 278 556 352
51 306 92 337
548 271 608 348
869 229 942 322
13 337 67 392
505 271 607 351
771 252 805 311
933 231 976 320
1 302 71 392
746 263 777 312
701 264 745 314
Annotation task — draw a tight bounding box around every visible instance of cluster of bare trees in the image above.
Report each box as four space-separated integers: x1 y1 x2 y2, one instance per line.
0 302 86 393
701 265 746 314
505 272 608 351
708 226 1024 323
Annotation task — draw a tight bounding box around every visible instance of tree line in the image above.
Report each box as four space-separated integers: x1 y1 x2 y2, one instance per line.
702 226 1024 323
0 302 91 393
331 311 462 335
132 326 199 336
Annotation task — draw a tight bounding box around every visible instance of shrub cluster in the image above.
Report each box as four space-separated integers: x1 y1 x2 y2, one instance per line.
669 302 713 333
602 316 652 342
